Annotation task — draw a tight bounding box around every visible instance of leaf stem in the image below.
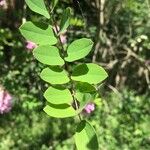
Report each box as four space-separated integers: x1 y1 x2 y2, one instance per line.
51 16 66 57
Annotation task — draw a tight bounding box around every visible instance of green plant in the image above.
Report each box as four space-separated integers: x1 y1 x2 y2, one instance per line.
19 0 108 149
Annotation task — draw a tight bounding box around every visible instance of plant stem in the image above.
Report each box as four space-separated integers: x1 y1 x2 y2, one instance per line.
51 16 66 57
45 1 82 121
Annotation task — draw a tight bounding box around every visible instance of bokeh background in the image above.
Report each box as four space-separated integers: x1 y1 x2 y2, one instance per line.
0 0 150 149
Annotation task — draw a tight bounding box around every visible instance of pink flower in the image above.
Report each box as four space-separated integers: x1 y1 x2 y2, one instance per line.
0 0 5 6
26 41 37 50
84 103 95 114
60 34 67 44
0 89 12 114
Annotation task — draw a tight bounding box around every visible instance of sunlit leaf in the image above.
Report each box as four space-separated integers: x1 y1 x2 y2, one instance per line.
40 67 70 84
74 120 99 150
25 0 50 18
71 63 108 84
65 38 93 62
33 45 64 66
44 104 77 118
19 21 57 45
44 86 72 104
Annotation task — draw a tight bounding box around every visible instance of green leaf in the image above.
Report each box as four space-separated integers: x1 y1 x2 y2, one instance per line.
25 0 50 18
59 7 71 34
33 45 64 66
43 104 77 118
19 21 57 45
75 82 96 93
75 92 92 104
75 82 96 110
44 86 72 104
71 63 108 84
75 91 92 102
40 67 70 84
76 92 97 113
65 38 93 62
74 120 99 150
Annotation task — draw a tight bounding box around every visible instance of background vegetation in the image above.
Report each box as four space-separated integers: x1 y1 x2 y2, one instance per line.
0 0 150 149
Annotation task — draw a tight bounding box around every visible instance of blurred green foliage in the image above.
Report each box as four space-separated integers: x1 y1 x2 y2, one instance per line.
94 90 150 150
0 89 149 150
0 0 150 149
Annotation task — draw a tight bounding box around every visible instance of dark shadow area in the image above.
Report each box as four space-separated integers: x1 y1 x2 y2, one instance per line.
76 120 86 132
48 102 71 109
72 64 89 76
32 21 49 30
49 66 63 72
87 134 99 150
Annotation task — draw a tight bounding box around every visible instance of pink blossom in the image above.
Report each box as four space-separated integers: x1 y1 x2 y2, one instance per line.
60 34 67 44
26 41 37 50
0 0 5 6
84 103 95 114
0 89 12 114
